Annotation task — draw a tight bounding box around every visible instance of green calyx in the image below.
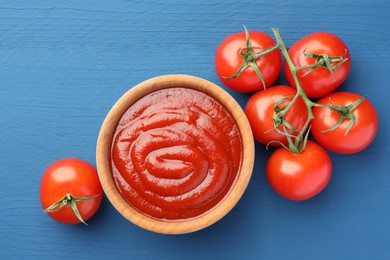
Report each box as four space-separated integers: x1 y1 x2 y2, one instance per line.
272 96 300 136
301 49 349 79
43 193 100 226
321 96 365 136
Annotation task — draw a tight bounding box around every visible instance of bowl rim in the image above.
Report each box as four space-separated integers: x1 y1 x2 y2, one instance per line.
96 74 254 234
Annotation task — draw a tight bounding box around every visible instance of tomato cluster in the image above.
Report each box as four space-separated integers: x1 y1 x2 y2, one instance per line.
215 27 378 201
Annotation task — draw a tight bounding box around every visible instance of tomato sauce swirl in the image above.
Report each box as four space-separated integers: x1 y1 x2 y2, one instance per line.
111 87 243 220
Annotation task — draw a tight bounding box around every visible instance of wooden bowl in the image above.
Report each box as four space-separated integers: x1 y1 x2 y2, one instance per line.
96 74 254 234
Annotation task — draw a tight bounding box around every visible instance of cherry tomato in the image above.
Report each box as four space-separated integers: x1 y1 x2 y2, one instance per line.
311 92 378 154
215 30 282 92
245 85 308 146
266 141 332 201
285 32 351 98
40 158 103 225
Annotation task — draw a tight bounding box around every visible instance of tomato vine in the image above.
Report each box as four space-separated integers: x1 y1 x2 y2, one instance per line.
217 26 378 200
222 27 358 153
261 28 362 153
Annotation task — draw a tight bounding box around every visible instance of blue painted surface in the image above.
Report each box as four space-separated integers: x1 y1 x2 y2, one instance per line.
1 0 389 259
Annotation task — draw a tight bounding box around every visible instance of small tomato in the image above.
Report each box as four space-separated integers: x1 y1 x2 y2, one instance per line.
266 141 332 201
245 85 308 146
40 158 103 225
215 29 282 92
285 32 351 98
311 92 378 154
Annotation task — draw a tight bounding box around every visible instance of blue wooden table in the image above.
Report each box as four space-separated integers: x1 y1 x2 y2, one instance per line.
1 0 389 259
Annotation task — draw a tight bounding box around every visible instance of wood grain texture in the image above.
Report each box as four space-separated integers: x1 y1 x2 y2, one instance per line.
1 0 389 259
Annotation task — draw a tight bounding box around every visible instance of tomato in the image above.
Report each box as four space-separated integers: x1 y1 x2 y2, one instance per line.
40 158 103 225
215 29 282 92
245 85 308 146
311 92 378 154
266 141 332 201
285 32 351 98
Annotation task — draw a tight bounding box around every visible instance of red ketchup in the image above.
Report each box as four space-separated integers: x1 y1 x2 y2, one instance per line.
111 87 243 220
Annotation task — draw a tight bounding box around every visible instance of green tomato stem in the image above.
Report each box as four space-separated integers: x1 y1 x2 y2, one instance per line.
224 26 359 153
43 193 100 226
270 28 362 151
271 28 316 151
